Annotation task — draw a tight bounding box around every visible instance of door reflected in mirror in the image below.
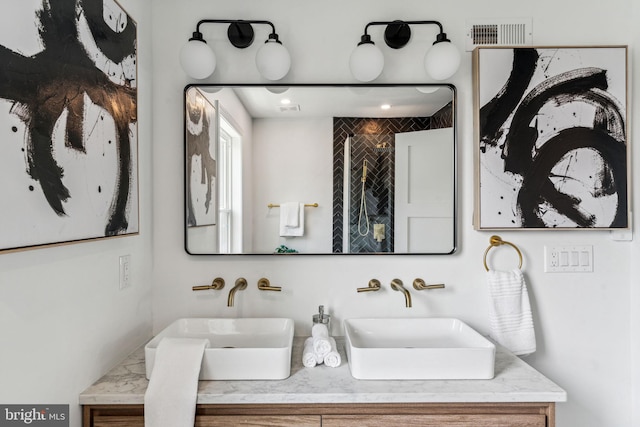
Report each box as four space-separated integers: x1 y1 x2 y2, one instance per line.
184 84 457 255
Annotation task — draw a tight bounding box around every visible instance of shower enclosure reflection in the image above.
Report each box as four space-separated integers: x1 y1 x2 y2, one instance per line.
337 125 454 254
184 84 456 255
344 135 395 253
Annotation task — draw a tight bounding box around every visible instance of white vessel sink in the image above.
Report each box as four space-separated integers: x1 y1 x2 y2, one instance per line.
344 318 495 380
145 318 294 380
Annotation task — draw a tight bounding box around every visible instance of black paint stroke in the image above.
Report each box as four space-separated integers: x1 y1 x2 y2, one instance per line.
82 0 136 65
185 90 216 227
0 0 137 236
518 127 627 227
480 48 538 148
479 48 627 228
502 67 611 175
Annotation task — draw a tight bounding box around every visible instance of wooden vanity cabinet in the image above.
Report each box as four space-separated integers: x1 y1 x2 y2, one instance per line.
83 402 555 427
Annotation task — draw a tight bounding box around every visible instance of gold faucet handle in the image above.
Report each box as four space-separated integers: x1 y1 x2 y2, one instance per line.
257 277 281 291
192 277 225 291
413 278 445 290
357 279 381 292
211 277 225 289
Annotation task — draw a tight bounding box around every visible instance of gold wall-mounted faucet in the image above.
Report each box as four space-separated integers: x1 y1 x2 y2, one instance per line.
227 278 248 307
390 278 412 308
413 278 445 290
257 277 282 291
192 277 225 291
357 279 381 292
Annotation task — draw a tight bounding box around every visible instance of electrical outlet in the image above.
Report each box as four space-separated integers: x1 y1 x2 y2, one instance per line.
544 245 593 273
119 255 131 289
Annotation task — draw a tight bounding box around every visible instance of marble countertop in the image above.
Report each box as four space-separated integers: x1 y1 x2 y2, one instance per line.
79 337 566 405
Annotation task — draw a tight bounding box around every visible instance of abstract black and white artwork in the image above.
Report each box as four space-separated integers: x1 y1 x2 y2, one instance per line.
474 46 628 229
0 0 138 252
185 87 217 227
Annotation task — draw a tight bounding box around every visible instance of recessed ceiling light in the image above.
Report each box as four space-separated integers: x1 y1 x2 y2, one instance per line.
380 104 391 110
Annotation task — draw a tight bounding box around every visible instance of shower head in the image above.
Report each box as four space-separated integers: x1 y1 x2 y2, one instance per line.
373 146 394 152
373 142 394 153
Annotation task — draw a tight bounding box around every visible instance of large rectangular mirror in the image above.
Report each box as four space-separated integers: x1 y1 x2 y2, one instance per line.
185 84 456 255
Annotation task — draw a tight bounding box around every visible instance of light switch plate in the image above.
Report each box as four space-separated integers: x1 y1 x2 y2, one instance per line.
119 255 131 289
544 245 593 273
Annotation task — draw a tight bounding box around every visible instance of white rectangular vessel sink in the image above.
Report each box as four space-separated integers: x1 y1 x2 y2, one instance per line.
145 318 294 380
344 318 495 380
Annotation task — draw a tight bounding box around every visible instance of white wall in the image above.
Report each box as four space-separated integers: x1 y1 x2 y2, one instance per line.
0 1 153 426
152 1 638 425
252 117 334 253
630 2 640 425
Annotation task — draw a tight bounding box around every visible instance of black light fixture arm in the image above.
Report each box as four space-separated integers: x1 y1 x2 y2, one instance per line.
363 20 444 36
358 20 449 49
189 19 281 48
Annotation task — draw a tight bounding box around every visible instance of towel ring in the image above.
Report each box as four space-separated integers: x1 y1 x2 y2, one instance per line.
483 235 523 271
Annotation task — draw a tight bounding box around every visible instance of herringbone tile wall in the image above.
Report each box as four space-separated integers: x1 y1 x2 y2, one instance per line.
332 103 452 253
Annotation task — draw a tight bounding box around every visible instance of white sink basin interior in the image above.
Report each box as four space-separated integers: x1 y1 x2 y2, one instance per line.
145 318 294 380
344 318 495 380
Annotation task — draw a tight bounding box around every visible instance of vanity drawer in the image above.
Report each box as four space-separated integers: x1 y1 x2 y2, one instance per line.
323 414 546 427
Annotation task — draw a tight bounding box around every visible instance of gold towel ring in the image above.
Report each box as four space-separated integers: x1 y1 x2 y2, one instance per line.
483 235 523 271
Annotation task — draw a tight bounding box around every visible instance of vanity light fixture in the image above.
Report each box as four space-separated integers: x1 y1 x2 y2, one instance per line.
349 20 461 82
180 19 291 81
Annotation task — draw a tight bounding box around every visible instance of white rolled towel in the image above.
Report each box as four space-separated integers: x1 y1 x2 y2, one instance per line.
302 337 317 368
323 337 341 368
311 323 331 358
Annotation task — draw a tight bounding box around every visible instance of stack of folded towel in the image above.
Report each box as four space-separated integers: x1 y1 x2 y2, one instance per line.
302 323 341 368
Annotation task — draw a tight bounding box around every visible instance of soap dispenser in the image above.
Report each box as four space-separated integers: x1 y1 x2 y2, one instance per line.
312 305 331 332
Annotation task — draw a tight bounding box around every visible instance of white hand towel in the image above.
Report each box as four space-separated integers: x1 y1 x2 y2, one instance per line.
311 323 331 358
302 337 317 368
323 337 342 368
279 202 304 237
144 337 209 427
282 202 299 227
486 269 536 356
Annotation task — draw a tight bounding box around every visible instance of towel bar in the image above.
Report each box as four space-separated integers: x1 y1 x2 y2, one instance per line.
268 203 318 208
483 235 523 271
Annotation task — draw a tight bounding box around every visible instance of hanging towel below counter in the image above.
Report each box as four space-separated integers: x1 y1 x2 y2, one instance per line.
144 337 209 427
486 269 536 356
280 202 304 237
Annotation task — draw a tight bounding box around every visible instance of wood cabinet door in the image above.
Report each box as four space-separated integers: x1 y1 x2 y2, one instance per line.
322 414 547 427
196 415 320 427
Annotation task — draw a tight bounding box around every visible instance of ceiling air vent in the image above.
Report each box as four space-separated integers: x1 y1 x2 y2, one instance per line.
465 18 532 51
278 104 301 113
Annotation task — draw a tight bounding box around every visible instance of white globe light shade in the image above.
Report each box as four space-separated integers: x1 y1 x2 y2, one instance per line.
349 43 384 82
256 41 291 81
424 41 461 81
179 40 216 80
416 86 440 94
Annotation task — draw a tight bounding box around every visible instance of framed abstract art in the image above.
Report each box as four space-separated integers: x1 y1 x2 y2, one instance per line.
473 46 628 230
0 0 138 252
185 87 217 228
